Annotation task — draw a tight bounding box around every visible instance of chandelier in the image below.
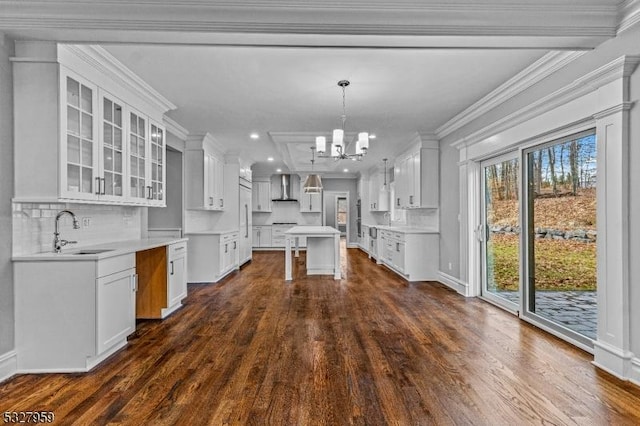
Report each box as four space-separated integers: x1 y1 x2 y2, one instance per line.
315 80 369 161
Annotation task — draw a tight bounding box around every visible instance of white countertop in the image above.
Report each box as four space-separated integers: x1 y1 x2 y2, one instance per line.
362 224 439 234
285 225 340 235
12 237 188 262
184 229 239 235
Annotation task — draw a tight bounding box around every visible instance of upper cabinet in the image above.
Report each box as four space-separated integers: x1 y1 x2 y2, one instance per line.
393 138 439 209
252 180 272 212
185 133 226 211
13 42 175 206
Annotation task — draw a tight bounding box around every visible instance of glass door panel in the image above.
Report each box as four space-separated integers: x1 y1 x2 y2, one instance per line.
524 130 597 342
101 95 124 199
64 76 96 197
481 154 520 312
129 112 147 201
149 123 164 203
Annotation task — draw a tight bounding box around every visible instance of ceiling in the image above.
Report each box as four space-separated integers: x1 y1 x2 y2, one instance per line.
2 0 635 177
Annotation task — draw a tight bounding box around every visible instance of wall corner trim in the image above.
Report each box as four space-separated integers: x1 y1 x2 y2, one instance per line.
0 350 17 383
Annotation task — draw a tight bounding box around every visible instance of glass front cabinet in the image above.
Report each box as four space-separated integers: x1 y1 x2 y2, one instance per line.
13 43 172 207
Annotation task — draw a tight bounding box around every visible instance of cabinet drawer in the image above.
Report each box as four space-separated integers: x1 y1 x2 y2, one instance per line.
168 242 187 260
223 232 238 242
97 254 136 278
392 232 404 241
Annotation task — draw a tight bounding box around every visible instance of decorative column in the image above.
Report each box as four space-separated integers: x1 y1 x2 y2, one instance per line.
592 56 639 379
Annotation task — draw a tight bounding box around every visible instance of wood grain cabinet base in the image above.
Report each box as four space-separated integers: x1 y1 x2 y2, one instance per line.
135 242 188 319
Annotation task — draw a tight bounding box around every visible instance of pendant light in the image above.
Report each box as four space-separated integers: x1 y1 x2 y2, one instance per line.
303 147 323 193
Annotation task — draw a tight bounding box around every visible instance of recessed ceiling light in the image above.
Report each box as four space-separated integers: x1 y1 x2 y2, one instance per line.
343 168 349 173
276 168 282 173
267 157 274 162
250 133 259 140
370 134 377 139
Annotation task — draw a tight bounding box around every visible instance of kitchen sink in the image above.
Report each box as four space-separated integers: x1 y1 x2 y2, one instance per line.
72 249 114 255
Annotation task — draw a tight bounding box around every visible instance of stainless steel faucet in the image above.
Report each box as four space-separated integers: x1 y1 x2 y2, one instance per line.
54 210 80 253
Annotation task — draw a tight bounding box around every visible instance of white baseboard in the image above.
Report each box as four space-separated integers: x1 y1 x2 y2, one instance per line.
437 271 469 296
347 243 358 249
0 350 17 383
592 339 634 380
629 357 640 387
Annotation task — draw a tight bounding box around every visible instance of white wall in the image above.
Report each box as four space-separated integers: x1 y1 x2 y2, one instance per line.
0 34 15 362
148 149 182 230
439 141 460 278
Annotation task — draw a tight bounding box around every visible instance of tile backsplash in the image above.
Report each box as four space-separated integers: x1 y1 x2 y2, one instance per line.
12 202 142 256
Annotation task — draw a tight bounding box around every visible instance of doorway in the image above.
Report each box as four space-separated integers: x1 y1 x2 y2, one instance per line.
323 191 350 246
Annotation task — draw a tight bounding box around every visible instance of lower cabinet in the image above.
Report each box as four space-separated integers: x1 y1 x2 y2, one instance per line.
14 254 137 372
136 241 188 319
186 231 239 283
379 230 439 281
253 225 272 248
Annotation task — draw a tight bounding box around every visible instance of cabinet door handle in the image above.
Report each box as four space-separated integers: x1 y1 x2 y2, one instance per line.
95 177 101 195
101 177 106 195
225 243 228 253
132 274 138 292
170 260 174 275
396 242 400 252
409 195 413 205
258 204 261 210
396 198 400 207
220 198 224 208
146 185 152 199
233 241 237 249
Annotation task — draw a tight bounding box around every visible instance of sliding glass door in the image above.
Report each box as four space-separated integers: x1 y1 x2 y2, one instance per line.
523 130 597 345
481 153 520 313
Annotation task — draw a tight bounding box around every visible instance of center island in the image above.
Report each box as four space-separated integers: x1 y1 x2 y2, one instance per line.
284 226 341 281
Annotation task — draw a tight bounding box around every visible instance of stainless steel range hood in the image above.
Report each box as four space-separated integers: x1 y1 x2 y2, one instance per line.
272 174 298 202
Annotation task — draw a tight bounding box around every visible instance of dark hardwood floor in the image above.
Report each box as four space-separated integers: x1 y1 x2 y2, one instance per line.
2 247 640 425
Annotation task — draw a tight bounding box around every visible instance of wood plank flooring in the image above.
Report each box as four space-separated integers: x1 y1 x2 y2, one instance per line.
2 247 640 425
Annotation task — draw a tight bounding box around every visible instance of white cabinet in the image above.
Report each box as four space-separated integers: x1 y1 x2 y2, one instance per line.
252 181 272 212
186 231 239 283
299 186 322 213
13 44 170 206
393 147 439 209
253 225 272 248
185 133 225 210
15 254 137 372
167 241 188 315
378 229 439 281
368 171 390 212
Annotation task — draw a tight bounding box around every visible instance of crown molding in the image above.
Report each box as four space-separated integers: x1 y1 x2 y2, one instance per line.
58 44 176 114
163 116 189 141
451 55 640 149
436 51 586 139
185 132 227 155
0 1 619 13
618 0 640 33
0 1 618 44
